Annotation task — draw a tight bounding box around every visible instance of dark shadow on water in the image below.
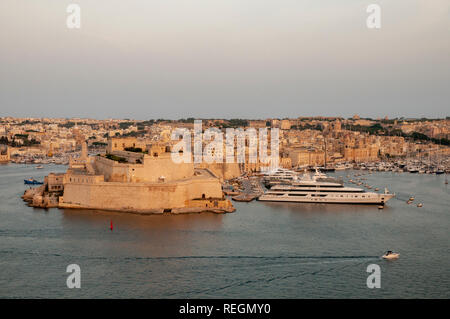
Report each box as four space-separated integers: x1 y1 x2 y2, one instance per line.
260 201 391 215
60 208 225 231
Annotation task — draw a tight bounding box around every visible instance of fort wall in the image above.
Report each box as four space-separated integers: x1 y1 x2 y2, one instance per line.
60 177 223 212
196 162 241 181
93 154 194 183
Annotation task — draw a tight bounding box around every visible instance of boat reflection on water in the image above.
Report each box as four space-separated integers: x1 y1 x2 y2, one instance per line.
60 208 226 256
60 208 226 230
260 201 391 215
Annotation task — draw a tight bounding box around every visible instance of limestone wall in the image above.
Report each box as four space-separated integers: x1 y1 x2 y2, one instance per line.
107 137 147 153
197 162 241 181
0 146 9 163
61 177 223 212
94 155 134 182
0 154 9 163
138 154 194 182
93 154 194 183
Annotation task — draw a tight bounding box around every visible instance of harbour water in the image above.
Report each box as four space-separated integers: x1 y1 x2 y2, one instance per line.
0 164 449 298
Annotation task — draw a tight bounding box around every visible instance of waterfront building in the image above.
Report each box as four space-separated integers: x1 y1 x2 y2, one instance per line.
0 145 10 163
25 140 234 214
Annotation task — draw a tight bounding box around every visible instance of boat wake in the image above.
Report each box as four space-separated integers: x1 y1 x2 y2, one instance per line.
0 249 378 261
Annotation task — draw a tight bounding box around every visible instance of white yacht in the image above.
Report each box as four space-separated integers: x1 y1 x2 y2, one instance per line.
258 170 395 205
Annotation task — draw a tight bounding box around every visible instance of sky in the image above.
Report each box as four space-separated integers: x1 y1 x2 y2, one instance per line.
0 0 449 120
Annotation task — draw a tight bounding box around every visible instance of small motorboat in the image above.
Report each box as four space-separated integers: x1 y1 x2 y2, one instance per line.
375 187 380 191
36 165 44 169
417 203 423 207
409 196 415 201
24 178 43 185
382 251 399 259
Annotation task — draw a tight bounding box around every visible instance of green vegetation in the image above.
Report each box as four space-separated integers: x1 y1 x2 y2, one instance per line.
410 132 449 146
121 130 146 137
2 135 40 147
105 154 127 163
0 136 8 145
92 142 107 146
18 120 41 125
220 119 249 128
291 124 323 131
118 122 134 129
14 134 29 139
124 147 143 153
140 120 155 126
58 122 76 128
21 139 41 146
7 134 40 146
179 118 196 123
343 124 449 146
343 123 391 135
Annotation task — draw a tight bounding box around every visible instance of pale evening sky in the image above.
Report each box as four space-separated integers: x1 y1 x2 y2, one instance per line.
0 0 449 120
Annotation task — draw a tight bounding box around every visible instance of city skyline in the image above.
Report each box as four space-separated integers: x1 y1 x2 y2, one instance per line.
1 115 449 122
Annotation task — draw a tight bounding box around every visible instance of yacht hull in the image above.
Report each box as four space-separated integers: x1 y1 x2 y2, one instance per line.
258 194 394 205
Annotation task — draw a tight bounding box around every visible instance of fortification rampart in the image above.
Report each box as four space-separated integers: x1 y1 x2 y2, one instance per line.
60 176 224 212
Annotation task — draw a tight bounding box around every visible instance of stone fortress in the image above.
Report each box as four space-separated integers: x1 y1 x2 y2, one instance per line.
23 138 235 214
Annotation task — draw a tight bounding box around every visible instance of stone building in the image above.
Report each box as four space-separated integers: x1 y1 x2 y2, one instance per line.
288 148 326 167
280 120 291 130
46 173 65 193
0 145 10 163
107 137 148 153
56 141 234 214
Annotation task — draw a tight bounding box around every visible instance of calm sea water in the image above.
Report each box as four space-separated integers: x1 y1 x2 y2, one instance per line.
0 164 449 298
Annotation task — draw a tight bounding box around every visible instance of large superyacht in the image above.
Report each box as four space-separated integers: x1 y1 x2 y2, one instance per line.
258 169 395 205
